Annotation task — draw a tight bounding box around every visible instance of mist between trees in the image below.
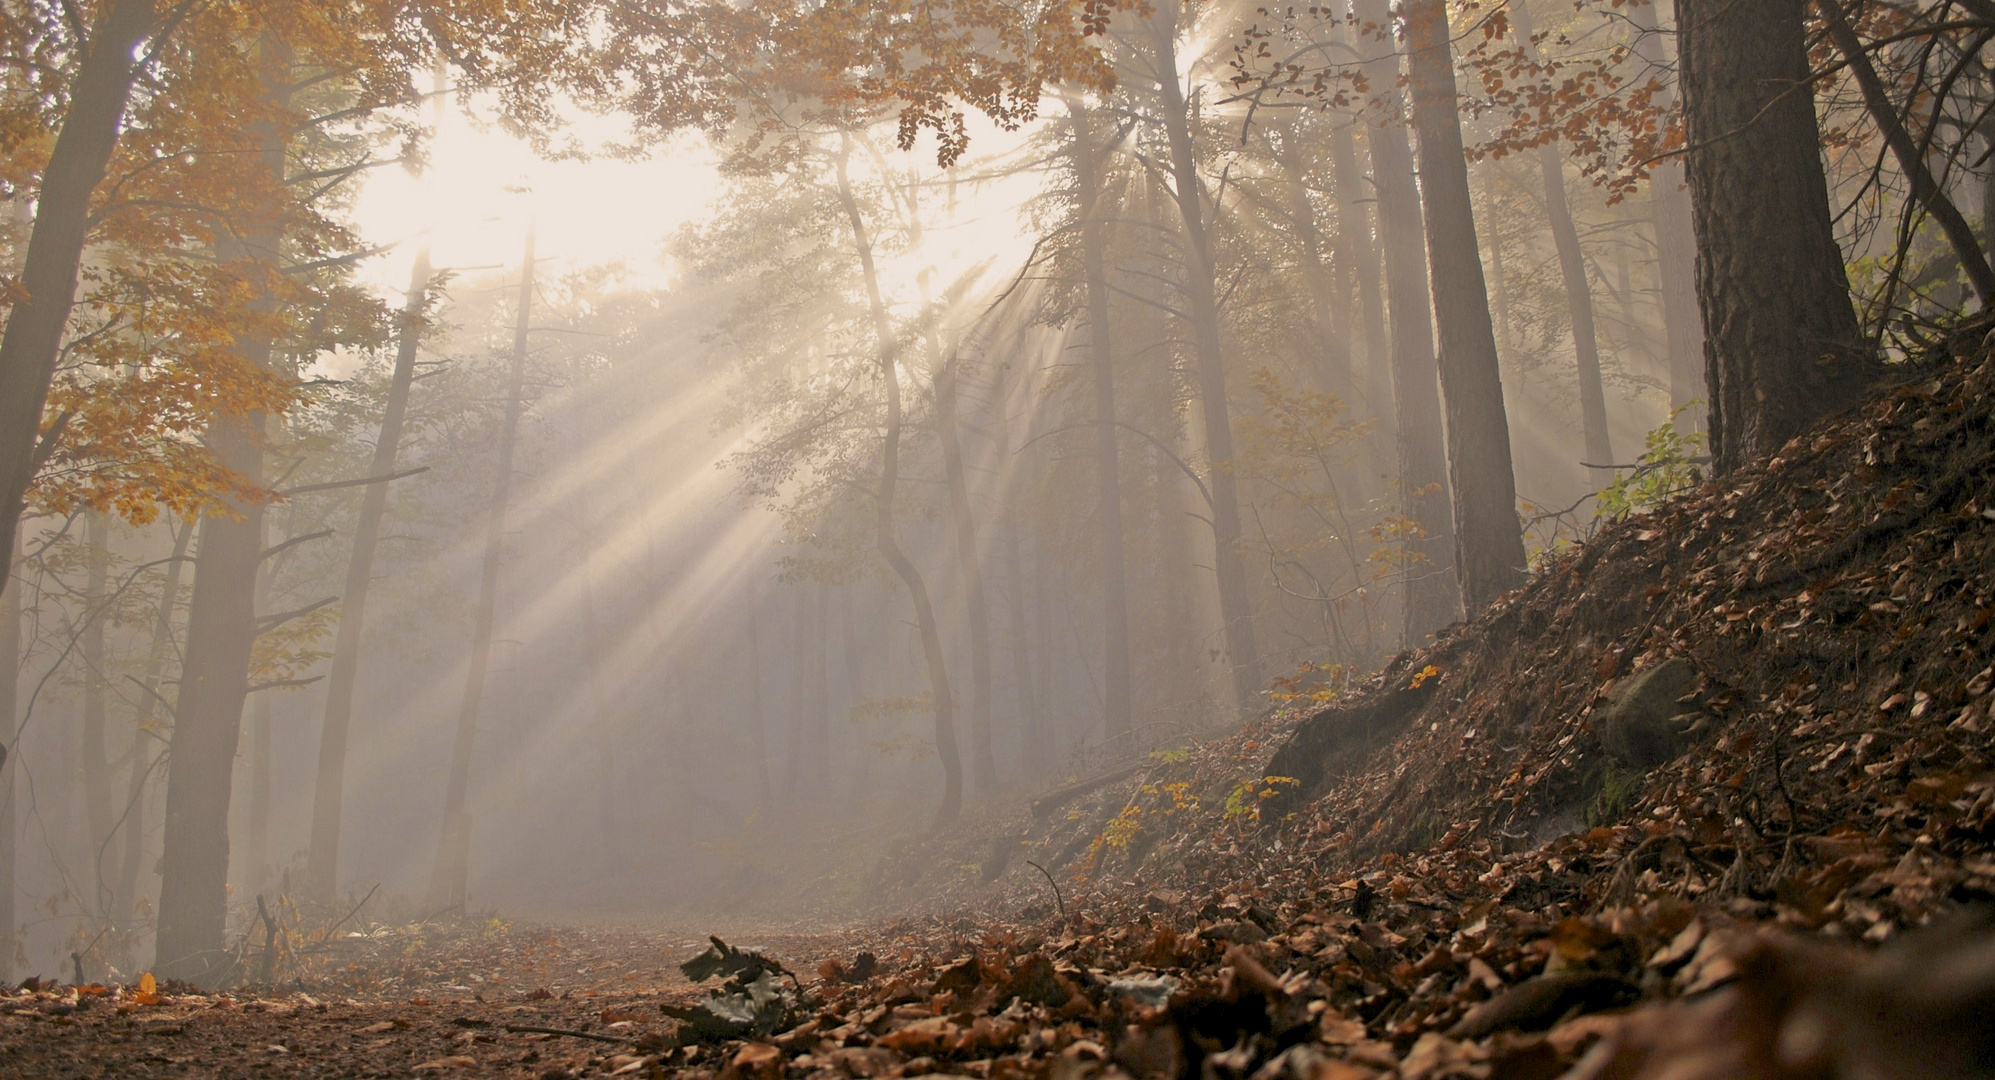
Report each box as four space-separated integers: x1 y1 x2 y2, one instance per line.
0 0 1980 988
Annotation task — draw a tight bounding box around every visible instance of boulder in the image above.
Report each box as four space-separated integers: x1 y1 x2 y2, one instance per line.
1598 658 1706 770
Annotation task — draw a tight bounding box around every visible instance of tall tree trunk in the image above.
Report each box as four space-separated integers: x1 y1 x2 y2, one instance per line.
154 34 289 983
783 586 808 810
1402 0 1529 612
933 357 996 792
1274 130 1354 392
1330 107 1395 455
0 0 160 585
1627 0 1707 431
834 137 961 827
0 534 18 984
428 229 533 910
1510 0 1614 477
1820 1 1995 304
1065 97 1134 745
994 360 1040 774
1350 0 1463 639
82 510 112 912
747 594 770 813
1677 0 1872 474
115 520 190 923
306 252 429 905
1148 9 1262 710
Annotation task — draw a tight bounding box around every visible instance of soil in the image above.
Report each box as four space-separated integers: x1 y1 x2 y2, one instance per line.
12 343 1995 1077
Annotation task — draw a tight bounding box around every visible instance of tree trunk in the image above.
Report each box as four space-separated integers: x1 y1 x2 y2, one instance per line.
0 0 159 586
154 33 289 982
1677 0 1872 474
747 593 770 814
115 520 190 923
1819 1 1995 305
994 360 1040 774
1148 9 1262 710
1510 0 1614 477
1349 0 1463 640
306 252 429 905
1065 97 1135 745
1627 0 1707 431
834 136 961 827
1402 0 1528 613
82 510 112 911
0 534 18 984
1330 105 1395 456
428 228 533 910
933 357 996 791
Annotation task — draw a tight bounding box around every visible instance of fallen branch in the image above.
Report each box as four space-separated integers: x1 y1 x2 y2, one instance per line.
502 1024 631 1044
1024 860 1067 922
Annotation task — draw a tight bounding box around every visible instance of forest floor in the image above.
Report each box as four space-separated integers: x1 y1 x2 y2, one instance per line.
14 339 1995 1078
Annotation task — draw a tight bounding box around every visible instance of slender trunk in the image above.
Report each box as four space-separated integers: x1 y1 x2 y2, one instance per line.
834 137 961 827
1349 0 1462 640
1331 110 1396 457
933 358 996 791
0 534 18 984
82 510 112 911
1278 138 1354 392
1627 1 1707 430
1065 98 1135 745
576 521 616 864
1402 0 1528 612
1820 1 1995 304
1149 11 1261 710
245 680 271 895
428 228 533 909
0 0 160 585
306 252 429 905
783 586 807 809
1677 0 1872 473
154 34 288 982
115 520 190 923
1510 0 1614 476
747 595 769 814
1032 516 1056 762
994 363 1039 774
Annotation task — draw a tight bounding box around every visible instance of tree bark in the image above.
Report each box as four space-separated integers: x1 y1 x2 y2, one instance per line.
994 359 1040 775
1148 8 1262 710
834 136 961 827
0 0 160 586
82 510 112 911
1510 0 1614 477
306 252 429 905
1402 0 1529 612
1677 0 1873 474
1626 0 1708 431
1349 0 1463 641
1065 97 1135 745
933 356 996 791
428 230 532 911
0 534 18 984
154 33 289 983
1330 106 1395 458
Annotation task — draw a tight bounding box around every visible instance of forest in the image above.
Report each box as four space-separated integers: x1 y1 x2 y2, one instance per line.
3 1 1995 1077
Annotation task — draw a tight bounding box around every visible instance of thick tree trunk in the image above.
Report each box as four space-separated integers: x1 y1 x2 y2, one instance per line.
834 138 962 827
115 520 190 923
1627 0 1708 431
82 510 112 910
428 231 533 911
1065 98 1134 745
1677 0 1873 474
1149 11 1262 709
933 357 996 791
1402 0 1528 612
1510 1 1614 477
1349 0 1462 642
0 0 159 585
306 252 429 905
155 33 290 980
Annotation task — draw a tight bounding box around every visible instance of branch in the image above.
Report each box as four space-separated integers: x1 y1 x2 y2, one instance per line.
277 466 428 496
261 528 333 562
257 596 338 632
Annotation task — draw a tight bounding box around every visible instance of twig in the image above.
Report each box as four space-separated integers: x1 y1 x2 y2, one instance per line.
256 895 280 985
1024 860 1067 922
317 883 380 945
502 1024 632 1044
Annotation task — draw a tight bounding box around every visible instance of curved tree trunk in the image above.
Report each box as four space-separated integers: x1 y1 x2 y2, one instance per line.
0 0 159 586
1677 0 1872 474
1148 8 1262 710
834 137 962 827
1348 0 1462 642
306 252 430 905
1402 0 1528 613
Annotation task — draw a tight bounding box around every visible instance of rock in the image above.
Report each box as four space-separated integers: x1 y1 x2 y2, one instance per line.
1598 658 1703 770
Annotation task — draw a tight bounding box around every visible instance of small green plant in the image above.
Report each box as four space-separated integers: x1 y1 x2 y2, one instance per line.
1223 775 1299 824
1148 747 1190 764
1596 407 1707 519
